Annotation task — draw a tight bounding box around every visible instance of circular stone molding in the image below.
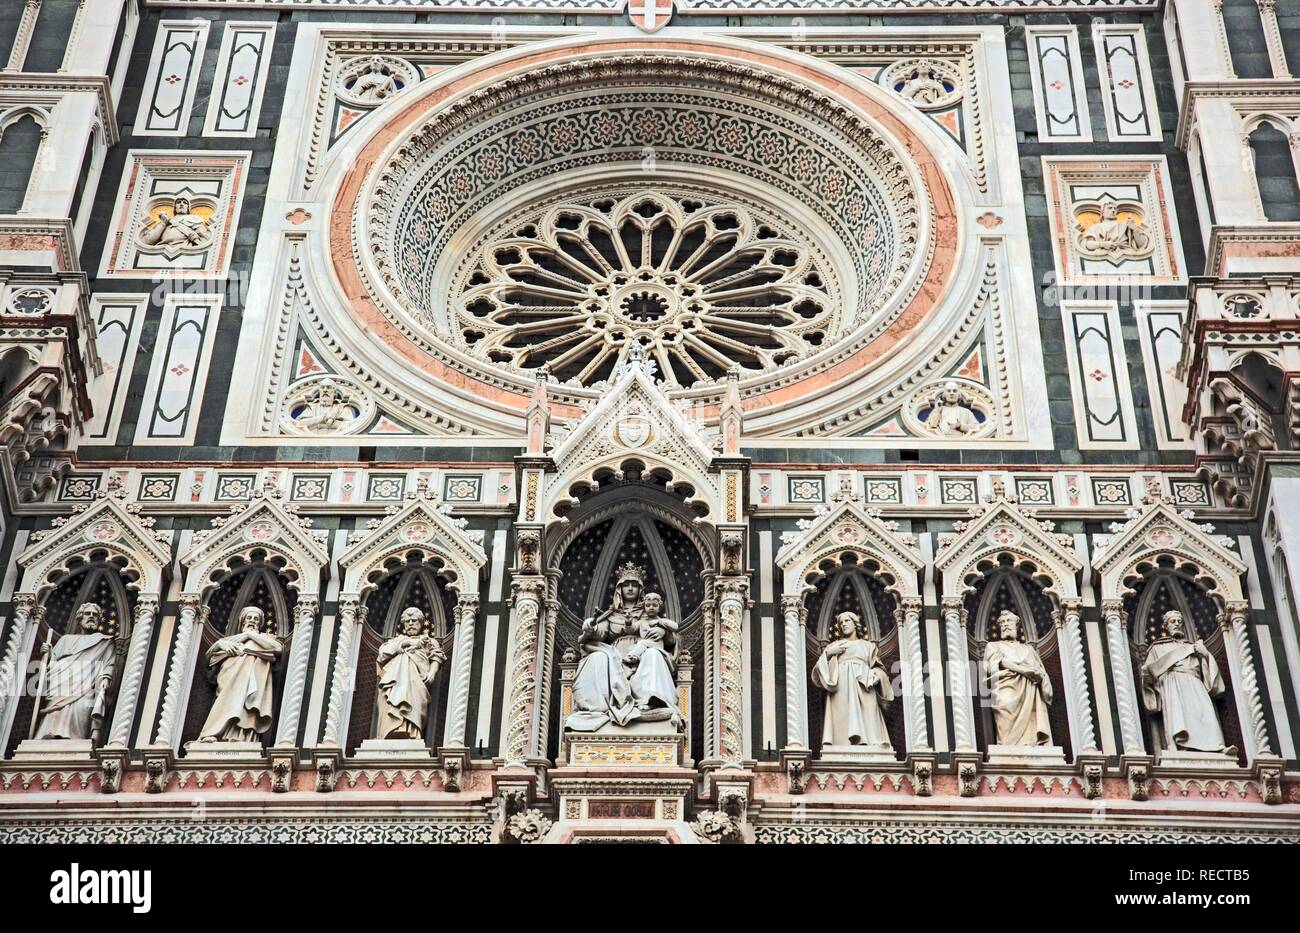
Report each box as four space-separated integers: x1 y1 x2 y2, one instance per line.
328 37 963 430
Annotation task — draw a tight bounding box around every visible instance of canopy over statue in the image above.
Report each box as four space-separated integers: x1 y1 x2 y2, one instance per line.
564 563 681 733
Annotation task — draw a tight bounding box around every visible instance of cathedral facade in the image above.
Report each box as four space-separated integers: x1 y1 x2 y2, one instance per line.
1 0 1299 844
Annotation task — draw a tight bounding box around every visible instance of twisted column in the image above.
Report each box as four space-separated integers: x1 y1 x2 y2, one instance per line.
716 578 748 765
321 595 361 746
780 594 808 749
154 594 202 747
274 595 318 747
899 597 929 750
941 597 975 752
701 594 716 759
1223 601 1273 758
1102 599 1145 754
0 595 38 732
1056 599 1099 753
502 578 545 766
443 594 479 749
107 594 159 747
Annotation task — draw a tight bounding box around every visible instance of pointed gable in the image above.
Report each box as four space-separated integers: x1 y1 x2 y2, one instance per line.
1092 479 1247 603
776 476 924 598
182 477 329 595
19 476 172 595
934 480 1082 599
340 478 486 597
543 359 721 523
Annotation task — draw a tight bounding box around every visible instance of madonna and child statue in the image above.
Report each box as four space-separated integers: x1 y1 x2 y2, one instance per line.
564 563 683 733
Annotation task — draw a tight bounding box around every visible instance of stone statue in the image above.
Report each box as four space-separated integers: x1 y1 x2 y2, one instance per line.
1075 199 1153 260
928 381 983 436
347 56 400 103
31 603 117 741
290 378 358 433
1141 610 1234 754
565 564 681 732
374 607 447 740
898 64 950 105
811 611 893 750
983 610 1053 747
139 196 212 252
198 607 283 743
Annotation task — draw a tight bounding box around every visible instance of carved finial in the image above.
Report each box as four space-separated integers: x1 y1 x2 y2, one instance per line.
260 473 283 499
1141 476 1166 506
105 472 128 499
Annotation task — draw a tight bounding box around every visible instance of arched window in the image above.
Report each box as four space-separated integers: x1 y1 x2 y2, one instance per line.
1221 0 1273 78
0 114 43 213
962 556 1072 757
5 553 136 757
1248 121 1300 222
179 553 297 748
1123 558 1244 762
345 553 458 754
802 554 905 759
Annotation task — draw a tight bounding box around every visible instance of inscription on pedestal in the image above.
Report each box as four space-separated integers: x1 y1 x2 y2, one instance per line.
589 799 656 819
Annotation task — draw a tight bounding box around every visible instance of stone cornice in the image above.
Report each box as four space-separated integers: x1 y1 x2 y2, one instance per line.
0 74 119 147
1175 78 1300 150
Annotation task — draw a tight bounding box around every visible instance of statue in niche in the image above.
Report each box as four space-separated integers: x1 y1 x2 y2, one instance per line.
1075 199 1153 260
139 196 212 253
290 378 360 433
1141 610 1234 755
812 611 893 750
927 381 983 437
374 607 446 741
565 563 681 732
347 56 400 103
198 607 284 743
31 603 117 741
984 610 1053 746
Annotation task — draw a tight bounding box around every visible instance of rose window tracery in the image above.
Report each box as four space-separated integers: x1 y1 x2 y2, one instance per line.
453 190 839 388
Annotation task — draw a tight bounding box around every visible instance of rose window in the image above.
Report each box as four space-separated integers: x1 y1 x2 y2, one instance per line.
452 191 839 388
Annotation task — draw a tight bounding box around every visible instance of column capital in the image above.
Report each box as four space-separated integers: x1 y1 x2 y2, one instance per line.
1222 599 1251 623
135 593 161 614
12 592 37 613
1100 598 1126 618
178 593 202 613
780 593 804 616
293 595 319 625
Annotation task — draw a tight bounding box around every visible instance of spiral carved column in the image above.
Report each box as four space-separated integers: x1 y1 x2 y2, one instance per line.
107 594 159 747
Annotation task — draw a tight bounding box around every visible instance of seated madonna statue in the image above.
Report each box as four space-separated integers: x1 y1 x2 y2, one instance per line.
565 563 681 733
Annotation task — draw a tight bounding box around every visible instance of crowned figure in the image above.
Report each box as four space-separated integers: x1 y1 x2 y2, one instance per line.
565 562 681 732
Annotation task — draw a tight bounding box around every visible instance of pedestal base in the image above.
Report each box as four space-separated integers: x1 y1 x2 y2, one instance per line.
1156 748 1240 770
12 738 95 762
180 741 268 764
355 739 434 761
986 744 1067 766
817 744 899 766
563 726 688 768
